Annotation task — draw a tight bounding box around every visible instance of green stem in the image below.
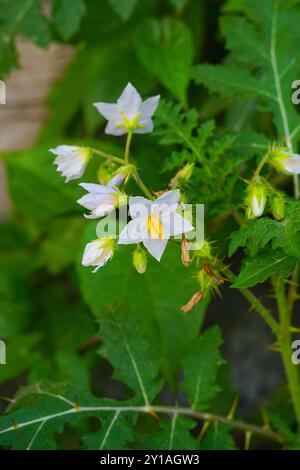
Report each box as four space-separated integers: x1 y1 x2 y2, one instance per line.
254 151 270 177
224 268 279 335
89 147 124 165
273 275 300 425
133 172 154 200
124 132 132 164
240 288 279 335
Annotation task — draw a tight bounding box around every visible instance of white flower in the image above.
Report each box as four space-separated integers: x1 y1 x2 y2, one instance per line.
94 82 160 136
50 145 91 182
279 152 300 175
118 189 194 261
77 182 121 219
82 238 114 272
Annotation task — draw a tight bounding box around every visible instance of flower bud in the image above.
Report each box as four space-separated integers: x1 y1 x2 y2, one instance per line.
270 191 285 220
193 240 212 259
269 147 300 175
97 165 116 185
170 163 194 188
133 247 147 274
245 177 267 219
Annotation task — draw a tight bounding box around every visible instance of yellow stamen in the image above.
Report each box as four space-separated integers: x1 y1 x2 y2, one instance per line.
117 112 146 132
147 215 164 240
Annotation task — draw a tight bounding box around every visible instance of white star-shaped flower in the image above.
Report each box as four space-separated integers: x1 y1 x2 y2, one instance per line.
77 182 121 219
50 145 91 182
118 189 194 261
94 83 160 136
82 238 114 272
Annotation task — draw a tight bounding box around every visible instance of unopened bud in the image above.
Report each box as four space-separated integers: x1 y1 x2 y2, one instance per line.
246 176 267 219
193 240 212 259
270 192 285 220
133 247 147 274
97 165 116 185
170 163 194 188
269 146 300 175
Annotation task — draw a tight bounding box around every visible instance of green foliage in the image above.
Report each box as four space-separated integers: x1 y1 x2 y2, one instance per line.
52 0 86 41
134 18 193 103
1 0 300 452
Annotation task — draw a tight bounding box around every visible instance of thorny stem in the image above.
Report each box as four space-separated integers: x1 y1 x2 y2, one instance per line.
273 276 300 426
224 268 279 335
0 402 282 445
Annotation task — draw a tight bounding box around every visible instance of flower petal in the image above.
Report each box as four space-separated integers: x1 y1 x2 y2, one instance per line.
129 195 152 218
79 183 116 195
118 218 148 244
93 102 120 121
282 156 300 174
117 82 142 118
162 212 194 238
143 238 168 261
105 121 127 136
134 119 154 134
140 95 160 119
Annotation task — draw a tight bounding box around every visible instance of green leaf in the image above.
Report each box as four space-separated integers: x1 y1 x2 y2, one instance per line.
3 146 81 222
83 412 135 450
77 222 207 385
134 17 193 103
229 201 300 260
181 326 225 411
52 0 86 41
98 309 162 405
232 250 296 288
108 0 137 21
194 0 300 149
201 423 237 450
146 416 197 450
229 218 278 257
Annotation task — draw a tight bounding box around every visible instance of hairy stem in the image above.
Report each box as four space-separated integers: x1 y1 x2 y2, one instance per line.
89 147 125 165
133 171 154 200
124 132 132 164
273 275 300 425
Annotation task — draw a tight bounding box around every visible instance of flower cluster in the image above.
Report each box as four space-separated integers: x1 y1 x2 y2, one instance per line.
51 83 194 273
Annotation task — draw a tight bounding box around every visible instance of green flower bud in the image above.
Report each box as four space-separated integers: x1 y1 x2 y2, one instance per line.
245 176 268 219
170 163 194 188
270 192 285 220
133 247 147 274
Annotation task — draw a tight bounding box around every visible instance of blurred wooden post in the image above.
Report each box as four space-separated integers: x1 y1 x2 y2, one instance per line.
0 40 73 218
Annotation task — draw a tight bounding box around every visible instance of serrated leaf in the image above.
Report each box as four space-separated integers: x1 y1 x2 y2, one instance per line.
146 416 197 450
201 422 237 450
98 309 162 405
232 250 296 288
181 326 225 411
